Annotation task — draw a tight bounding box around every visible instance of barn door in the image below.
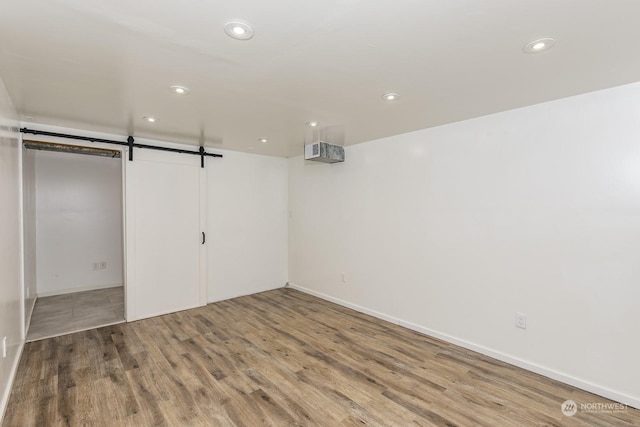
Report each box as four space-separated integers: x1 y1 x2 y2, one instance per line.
125 148 206 321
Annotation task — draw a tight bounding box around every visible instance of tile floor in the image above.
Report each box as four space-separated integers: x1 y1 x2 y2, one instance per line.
27 286 124 342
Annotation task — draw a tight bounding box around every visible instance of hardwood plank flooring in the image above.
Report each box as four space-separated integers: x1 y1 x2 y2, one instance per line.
4 288 639 426
27 287 125 342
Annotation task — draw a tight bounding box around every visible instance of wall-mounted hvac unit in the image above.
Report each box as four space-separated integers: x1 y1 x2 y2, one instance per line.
304 141 345 163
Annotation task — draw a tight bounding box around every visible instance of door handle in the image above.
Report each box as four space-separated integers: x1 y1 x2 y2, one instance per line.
202 232 206 244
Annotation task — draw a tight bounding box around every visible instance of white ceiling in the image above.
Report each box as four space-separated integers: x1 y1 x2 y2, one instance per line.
1 0 640 157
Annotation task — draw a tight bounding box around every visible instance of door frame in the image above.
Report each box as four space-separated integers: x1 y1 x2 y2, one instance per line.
19 136 129 324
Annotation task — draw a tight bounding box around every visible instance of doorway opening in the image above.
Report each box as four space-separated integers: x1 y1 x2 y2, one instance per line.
22 140 126 341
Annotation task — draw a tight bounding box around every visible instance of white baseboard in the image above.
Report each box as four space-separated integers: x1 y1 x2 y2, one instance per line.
287 283 640 410
37 283 123 298
0 341 24 425
24 295 37 337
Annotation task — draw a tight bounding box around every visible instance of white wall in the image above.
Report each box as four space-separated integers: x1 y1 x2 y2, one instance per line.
22 147 36 321
0 76 23 421
288 82 640 408
207 150 288 302
34 150 123 296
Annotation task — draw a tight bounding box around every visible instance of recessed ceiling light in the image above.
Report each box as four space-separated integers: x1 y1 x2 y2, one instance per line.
382 92 400 101
170 85 190 95
143 116 157 123
306 121 320 127
224 21 254 40
25 116 34 121
259 138 268 143
523 38 556 54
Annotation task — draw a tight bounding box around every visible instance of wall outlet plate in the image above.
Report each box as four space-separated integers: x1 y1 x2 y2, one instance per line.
93 261 107 271
515 312 527 329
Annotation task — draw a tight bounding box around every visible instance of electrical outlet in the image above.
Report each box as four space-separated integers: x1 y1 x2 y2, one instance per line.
515 312 527 329
341 273 347 284
2 336 7 358
93 262 100 271
100 261 107 270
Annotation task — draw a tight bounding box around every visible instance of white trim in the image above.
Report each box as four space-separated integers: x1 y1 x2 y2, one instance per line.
120 150 128 325
24 295 37 335
124 154 136 321
17 133 25 341
36 283 123 298
0 341 24 425
287 283 640 410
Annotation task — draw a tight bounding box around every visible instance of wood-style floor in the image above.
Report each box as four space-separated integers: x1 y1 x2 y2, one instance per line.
27 287 125 342
4 288 639 426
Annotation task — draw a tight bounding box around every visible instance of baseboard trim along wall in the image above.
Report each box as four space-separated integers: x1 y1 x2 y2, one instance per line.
287 283 640 410
36 283 123 298
24 296 37 336
0 342 24 425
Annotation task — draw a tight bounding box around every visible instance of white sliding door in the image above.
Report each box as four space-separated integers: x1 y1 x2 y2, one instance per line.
125 149 206 321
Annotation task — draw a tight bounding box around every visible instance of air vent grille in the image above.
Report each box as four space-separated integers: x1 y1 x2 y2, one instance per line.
304 142 344 163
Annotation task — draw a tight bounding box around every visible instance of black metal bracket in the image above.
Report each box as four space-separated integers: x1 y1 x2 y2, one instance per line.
127 136 134 161
202 232 206 244
20 128 223 166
